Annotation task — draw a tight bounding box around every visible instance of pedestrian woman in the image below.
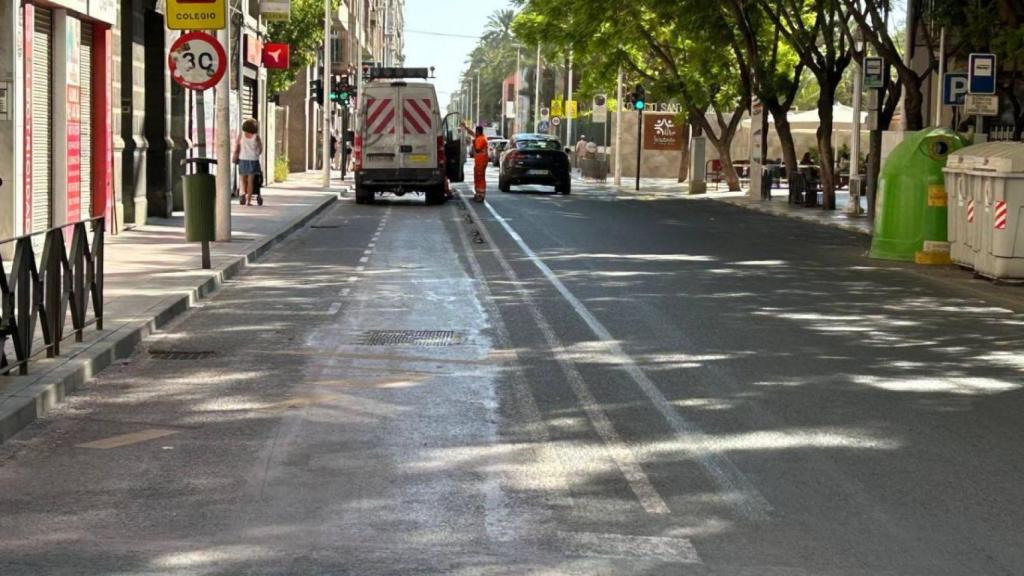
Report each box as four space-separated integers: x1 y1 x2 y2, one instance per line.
233 118 263 206
472 126 489 202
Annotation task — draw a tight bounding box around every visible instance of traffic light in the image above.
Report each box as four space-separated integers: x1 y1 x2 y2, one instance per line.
633 85 646 111
310 78 323 102
330 74 350 103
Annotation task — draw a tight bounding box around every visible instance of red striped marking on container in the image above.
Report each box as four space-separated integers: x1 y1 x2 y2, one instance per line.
967 198 975 223
995 200 1008 230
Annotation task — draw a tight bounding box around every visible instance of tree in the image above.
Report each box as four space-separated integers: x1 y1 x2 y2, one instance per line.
759 0 853 210
265 0 341 95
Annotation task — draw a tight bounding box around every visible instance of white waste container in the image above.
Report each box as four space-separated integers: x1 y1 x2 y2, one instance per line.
970 142 1024 280
944 142 1008 269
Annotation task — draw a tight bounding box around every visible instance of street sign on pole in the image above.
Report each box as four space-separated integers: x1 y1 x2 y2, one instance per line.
168 32 227 91
166 0 226 30
566 100 578 119
551 117 561 127
965 94 999 116
539 107 550 122
968 53 997 94
863 57 884 89
592 94 607 123
550 100 563 118
943 73 968 106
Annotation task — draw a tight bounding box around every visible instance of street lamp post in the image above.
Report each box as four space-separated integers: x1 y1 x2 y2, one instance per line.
476 68 481 128
534 44 541 132
322 0 331 188
514 44 522 135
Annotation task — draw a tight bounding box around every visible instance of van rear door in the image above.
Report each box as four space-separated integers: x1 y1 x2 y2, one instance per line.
397 85 438 171
362 85 400 171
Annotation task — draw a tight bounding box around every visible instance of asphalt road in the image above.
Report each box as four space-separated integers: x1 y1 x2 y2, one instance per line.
1 169 1023 575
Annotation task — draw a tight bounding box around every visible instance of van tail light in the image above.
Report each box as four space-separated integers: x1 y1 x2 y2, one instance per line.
354 134 363 171
436 136 446 168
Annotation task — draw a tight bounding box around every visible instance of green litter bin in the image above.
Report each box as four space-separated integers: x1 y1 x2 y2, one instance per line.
181 158 217 242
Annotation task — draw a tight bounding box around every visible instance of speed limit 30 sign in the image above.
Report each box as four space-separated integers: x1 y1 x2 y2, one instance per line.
168 31 227 91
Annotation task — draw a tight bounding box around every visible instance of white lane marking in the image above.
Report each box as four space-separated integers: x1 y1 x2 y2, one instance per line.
338 287 351 297
355 266 365 272
554 531 702 564
359 256 369 263
77 429 179 449
481 198 774 522
368 242 376 248
347 276 359 283
327 302 342 315
465 197 669 515
363 249 373 256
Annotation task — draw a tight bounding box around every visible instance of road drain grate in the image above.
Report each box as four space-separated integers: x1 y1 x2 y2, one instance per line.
149 350 218 361
359 330 462 347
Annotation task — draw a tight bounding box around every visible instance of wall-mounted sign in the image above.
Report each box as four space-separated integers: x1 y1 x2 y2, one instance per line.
88 0 117 25
262 43 290 70
243 33 262 67
643 113 684 151
168 31 227 91
261 0 290 21
167 0 226 31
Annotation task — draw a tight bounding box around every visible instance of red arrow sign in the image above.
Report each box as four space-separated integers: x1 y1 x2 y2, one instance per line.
262 43 290 70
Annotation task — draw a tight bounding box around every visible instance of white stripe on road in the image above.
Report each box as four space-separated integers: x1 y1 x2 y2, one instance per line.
481 198 774 522
359 256 369 263
554 531 702 564
327 302 342 315
465 196 669 515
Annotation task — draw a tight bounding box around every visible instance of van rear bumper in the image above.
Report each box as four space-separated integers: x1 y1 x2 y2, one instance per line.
357 168 443 191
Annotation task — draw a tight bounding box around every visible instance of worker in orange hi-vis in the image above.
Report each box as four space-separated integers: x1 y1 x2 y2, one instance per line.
472 126 489 202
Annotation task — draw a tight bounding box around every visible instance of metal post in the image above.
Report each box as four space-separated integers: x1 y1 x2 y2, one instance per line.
322 0 331 188
567 50 573 146
534 44 541 132
614 66 622 186
476 68 481 128
514 45 521 135
201 240 211 269
215 25 232 241
635 108 642 191
848 47 864 215
935 27 945 127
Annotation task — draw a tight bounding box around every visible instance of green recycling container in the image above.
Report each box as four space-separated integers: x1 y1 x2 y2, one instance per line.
181 159 218 242
870 128 966 264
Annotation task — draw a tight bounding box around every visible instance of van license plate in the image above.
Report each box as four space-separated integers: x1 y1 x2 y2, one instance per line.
409 154 429 163
528 169 549 175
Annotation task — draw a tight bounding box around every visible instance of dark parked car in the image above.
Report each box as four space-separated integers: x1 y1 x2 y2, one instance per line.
498 134 571 195
488 139 509 166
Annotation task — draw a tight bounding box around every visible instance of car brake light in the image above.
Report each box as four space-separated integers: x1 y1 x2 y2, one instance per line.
354 134 363 171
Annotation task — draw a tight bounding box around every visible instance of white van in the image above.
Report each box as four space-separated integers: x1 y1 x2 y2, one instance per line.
353 71 465 205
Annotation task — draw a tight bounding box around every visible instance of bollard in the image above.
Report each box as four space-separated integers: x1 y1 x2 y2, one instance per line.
181 158 218 269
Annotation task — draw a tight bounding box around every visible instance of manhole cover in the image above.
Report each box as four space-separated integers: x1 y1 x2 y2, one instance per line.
359 330 462 346
149 350 217 361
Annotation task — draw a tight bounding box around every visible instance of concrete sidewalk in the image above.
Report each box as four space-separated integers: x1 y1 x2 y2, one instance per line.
577 173 873 236
0 171 344 443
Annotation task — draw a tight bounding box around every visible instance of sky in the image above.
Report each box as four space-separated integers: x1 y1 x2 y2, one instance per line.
403 0 513 111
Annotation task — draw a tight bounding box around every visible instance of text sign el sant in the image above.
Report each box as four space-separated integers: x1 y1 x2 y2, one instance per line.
168 32 227 91
167 0 226 31
968 53 996 94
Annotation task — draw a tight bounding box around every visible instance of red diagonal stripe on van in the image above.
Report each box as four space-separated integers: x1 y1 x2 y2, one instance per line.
367 98 394 134
403 99 429 134
408 98 432 128
373 106 396 135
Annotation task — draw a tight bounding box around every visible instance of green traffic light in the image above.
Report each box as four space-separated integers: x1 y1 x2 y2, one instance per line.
634 100 645 111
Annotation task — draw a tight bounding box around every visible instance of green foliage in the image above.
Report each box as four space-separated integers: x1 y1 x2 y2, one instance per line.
274 155 289 182
266 0 341 95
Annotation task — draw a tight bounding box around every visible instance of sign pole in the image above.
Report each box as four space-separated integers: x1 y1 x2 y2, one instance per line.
534 44 541 132
614 66 622 187
935 27 945 127
635 109 642 191
322 0 330 188
215 25 232 241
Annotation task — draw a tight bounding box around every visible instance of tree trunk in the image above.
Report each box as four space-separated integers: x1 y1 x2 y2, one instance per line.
816 96 837 210
902 77 925 131
677 122 691 182
866 126 884 221
767 102 799 188
713 140 741 191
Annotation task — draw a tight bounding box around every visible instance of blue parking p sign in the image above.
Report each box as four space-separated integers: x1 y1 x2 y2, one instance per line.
943 73 968 106
968 53 996 94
